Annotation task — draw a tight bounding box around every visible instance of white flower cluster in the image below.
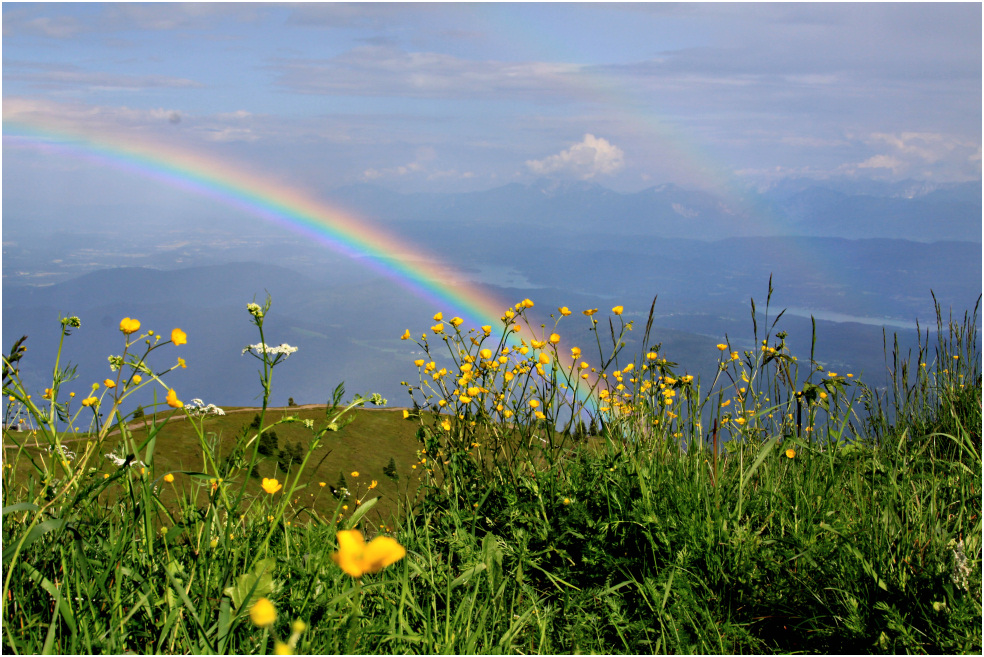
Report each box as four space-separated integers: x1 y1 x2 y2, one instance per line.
185 398 226 417
951 538 970 591
241 342 298 358
247 302 264 319
105 452 146 468
48 444 77 461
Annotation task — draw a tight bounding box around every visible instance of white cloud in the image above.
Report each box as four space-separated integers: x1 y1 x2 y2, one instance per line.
526 134 625 179
849 132 981 180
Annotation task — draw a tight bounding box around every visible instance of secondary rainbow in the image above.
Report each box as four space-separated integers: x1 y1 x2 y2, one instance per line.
3 120 604 410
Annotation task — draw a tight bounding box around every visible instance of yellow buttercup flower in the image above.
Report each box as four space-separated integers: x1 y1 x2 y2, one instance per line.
785 449 796 459
402 409 410 419
529 399 540 409
170 328 187 346
481 325 492 336
450 317 464 328
262 477 283 494
571 347 581 358
249 597 277 627
274 641 293 655
177 357 186 369
331 529 406 578
104 379 116 389
549 333 560 344
166 388 183 409
612 306 624 315
164 473 175 483
716 344 728 351
431 323 444 334
538 353 550 365
400 329 410 340
441 418 451 431
521 298 534 308
414 359 425 367
559 306 571 316
582 308 597 316
479 348 493 360
119 317 141 335
433 312 443 321
351 471 359 478
81 396 98 407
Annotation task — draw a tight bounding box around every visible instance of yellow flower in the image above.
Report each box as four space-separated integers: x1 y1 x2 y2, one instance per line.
819 392 828 400
171 328 187 346
534 411 546 420
262 477 282 494
166 388 183 409
209 538 219 549
177 357 186 369
369 479 379 489
785 448 796 459
538 353 550 365
331 529 406 578
81 396 98 407
450 317 464 328
351 471 359 478
431 323 444 334
481 325 492 336
132 374 142 384
563 497 571 505
612 306 624 315
549 333 561 344
521 298 534 308
571 347 581 358
104 379 116 389
402 409 410 419
319 481 327 487
559 306 571 316
249 597 277 627
164 473 175 483
432 312 443 321
716 344 728 351
529 399 540 409
274 640 293 655
479 348 493 360
441 418 451 431
582 308 598 316
414 359 425 367
400 329 410 340
119 317 141 335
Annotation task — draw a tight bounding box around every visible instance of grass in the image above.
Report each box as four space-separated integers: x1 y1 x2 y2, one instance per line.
2 291 980 654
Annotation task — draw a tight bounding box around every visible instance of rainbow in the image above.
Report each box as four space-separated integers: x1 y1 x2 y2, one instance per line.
3 120 604 411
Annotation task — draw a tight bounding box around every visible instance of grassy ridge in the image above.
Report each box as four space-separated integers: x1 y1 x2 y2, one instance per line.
2 294 980 654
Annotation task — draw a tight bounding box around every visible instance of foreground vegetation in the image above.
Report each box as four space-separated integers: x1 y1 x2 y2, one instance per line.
2 290 980 654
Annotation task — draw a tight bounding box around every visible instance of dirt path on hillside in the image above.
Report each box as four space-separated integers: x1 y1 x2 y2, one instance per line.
2 403 409 449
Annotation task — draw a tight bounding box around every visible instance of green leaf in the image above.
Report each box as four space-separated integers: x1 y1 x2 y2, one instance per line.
223 557 278 611
3 519 68 564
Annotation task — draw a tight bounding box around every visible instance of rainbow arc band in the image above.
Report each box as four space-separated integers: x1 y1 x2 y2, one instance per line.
4 121 602 411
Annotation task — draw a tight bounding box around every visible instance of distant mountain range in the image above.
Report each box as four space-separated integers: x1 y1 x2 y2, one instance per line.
3 176 979 411
326 177 981 242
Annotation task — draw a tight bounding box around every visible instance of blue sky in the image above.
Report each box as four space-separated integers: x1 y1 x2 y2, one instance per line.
3 2 981 195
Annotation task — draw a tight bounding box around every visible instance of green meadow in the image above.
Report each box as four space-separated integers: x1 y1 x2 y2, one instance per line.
2 292 980 655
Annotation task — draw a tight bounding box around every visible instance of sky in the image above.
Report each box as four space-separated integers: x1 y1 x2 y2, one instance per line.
2 1 982 197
